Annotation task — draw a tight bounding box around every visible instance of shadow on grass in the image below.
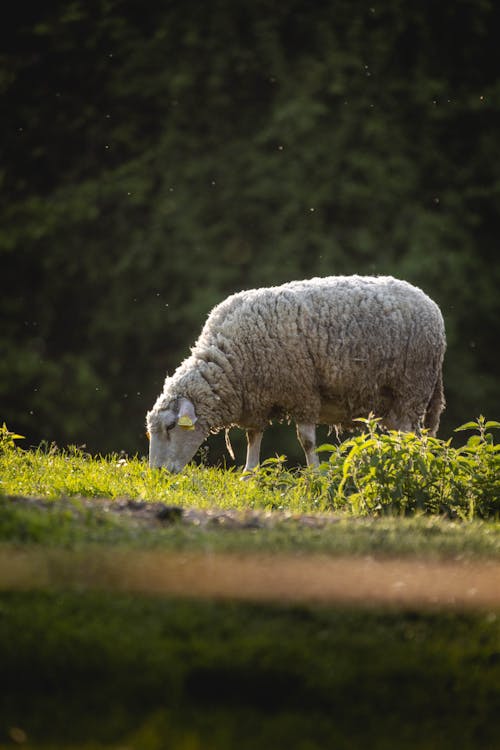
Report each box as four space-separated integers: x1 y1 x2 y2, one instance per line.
1 590 499 749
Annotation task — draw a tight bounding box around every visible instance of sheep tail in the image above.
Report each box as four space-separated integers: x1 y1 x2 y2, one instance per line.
225 428 235 461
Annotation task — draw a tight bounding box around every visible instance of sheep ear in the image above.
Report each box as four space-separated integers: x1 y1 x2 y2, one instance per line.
178 398 198 431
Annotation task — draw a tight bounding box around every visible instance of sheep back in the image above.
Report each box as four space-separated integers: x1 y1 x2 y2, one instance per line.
162 275 446 433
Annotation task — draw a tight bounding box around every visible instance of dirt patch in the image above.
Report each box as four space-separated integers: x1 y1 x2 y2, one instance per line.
5 494 341 530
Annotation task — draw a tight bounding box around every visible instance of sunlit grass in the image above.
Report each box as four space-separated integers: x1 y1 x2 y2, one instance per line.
1 421 499 558
1 417 498 518
0 443 292 510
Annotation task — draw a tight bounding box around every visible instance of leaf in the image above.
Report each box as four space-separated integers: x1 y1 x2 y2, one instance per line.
466 435 482 448
1 423 25 441
454 421 481 432
358 438 378 450
485 421 500 430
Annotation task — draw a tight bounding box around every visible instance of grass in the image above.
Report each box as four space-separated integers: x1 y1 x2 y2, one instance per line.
1 417 499 520
0 418 499 559
1 496 500 560
1 420 499 749
1 591 499 749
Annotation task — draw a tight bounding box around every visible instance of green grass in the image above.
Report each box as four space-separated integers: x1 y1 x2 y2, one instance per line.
1 418 499 558
1 496 500 559
1 421 499 749
1 417 499 519
1 591 499 750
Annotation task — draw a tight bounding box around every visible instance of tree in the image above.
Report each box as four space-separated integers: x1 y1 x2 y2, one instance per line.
1 0 499 457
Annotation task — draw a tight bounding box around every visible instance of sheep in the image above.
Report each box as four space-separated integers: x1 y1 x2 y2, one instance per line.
146 275 446 473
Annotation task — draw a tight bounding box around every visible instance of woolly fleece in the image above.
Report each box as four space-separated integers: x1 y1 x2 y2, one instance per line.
148 275 446 435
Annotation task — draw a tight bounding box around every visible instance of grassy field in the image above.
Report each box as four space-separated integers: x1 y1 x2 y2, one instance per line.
2 416 499 516
2 590 499 750
1 421 499 749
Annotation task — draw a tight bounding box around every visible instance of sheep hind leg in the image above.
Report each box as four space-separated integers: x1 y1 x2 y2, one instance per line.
384 414 414 433
296 423 319 467
241 429 263 479
424 370 445 436
383 409 419 434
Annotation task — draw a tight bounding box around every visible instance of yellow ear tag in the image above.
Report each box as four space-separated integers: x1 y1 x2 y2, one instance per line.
146 431 150 441
178 416 195 430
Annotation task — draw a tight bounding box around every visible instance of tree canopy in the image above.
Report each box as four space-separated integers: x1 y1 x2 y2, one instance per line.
2 0 499 459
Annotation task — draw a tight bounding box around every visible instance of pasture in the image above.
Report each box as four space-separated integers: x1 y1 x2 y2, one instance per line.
0 421 499 749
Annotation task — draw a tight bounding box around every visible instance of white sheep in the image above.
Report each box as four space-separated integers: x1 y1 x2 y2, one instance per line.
146 275 446 472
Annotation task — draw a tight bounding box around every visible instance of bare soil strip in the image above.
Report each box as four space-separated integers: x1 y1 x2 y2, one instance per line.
1 546 499 610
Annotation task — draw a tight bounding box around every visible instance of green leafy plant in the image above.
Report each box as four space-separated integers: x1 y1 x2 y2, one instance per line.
307 416 500 519
453 416 500 519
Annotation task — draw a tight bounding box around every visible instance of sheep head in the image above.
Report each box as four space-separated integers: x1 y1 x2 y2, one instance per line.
146 397 206 471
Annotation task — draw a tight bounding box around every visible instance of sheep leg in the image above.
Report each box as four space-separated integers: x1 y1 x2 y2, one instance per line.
242 429 263 474
384 410 417 433
296 423 319 467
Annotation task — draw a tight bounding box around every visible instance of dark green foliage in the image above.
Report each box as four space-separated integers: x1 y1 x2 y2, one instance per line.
1 1 499 456
1 591 499 749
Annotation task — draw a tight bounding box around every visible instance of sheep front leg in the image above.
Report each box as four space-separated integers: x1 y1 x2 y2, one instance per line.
296 423 319 467
242 429 263 476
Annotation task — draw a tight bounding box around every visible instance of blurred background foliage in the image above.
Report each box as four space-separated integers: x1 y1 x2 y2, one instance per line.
1 0 499 462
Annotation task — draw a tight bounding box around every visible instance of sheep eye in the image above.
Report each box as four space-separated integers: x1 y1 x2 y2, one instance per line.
157 408 177 433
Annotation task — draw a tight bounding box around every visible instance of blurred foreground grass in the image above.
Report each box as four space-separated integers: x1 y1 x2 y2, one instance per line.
1 590 499 750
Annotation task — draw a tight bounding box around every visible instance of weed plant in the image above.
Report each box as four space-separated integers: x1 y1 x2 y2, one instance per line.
248 416 500 519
